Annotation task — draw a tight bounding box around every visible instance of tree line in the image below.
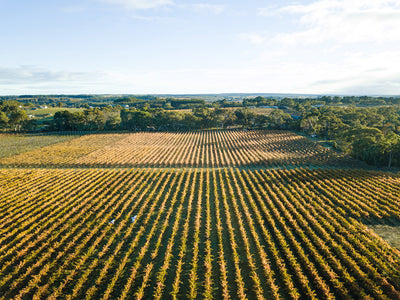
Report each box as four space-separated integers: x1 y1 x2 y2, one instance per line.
51 104 400 168
3 96 400 168
296 105 400 168
0 101 30 131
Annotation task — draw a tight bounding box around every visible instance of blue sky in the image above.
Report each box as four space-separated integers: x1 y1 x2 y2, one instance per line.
1 0 400 95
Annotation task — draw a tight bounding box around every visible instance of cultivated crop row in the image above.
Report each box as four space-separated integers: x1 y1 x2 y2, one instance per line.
0 131 364 168
0 167 399 299
0 133 125 166
75 130 361 168
0 134 77 159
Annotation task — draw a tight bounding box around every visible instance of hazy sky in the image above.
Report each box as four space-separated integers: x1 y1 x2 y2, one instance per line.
1 0 400 95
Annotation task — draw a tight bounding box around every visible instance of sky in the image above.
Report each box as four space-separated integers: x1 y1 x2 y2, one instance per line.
1 0 400 95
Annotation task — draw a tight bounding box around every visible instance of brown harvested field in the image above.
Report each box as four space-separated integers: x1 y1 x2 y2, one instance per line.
0 130 364 168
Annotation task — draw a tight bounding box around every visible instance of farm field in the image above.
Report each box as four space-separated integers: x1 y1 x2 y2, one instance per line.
0 134 78 159
0 130 365 168
0 168 400 299
0 133 126 167
25 107 85 116
1 130 400 299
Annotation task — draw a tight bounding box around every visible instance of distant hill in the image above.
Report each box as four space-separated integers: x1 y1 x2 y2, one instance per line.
152 93 319 102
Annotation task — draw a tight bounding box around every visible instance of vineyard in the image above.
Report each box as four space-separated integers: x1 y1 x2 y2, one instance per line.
0 130 365 168
0 133 78 159
1 130 400 299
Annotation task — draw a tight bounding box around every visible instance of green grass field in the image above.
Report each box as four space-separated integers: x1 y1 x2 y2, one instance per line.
25 107 84 115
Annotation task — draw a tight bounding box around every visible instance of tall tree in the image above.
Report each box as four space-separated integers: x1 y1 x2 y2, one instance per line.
0 111 9 129
8 110 28 131
380 132 400 168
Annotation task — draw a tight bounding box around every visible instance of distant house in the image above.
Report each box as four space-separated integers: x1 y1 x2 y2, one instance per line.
28 115 34 119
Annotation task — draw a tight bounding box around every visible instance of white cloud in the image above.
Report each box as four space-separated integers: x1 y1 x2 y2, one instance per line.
0 66 102 84
257 5 282 17
309 72 400 95
238 33 266 44
192 3 225 14
2 61 400 95
301 50 400 94
98 0 174 10
0 66 108 95
261 0 400 45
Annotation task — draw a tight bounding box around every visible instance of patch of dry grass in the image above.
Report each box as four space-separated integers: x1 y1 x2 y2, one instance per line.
369 225 400 249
